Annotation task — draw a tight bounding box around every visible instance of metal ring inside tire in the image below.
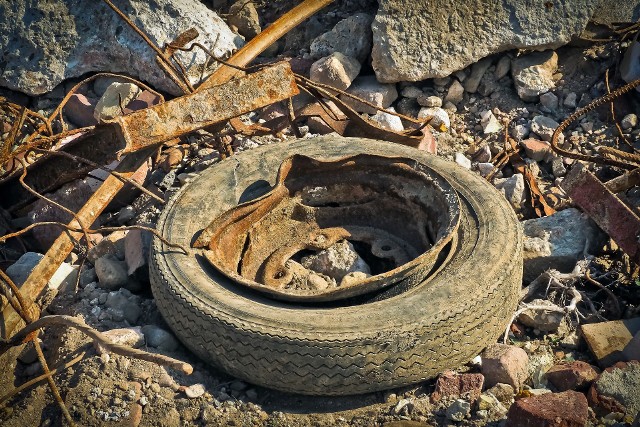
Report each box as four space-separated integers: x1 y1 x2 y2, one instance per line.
150 136 523 395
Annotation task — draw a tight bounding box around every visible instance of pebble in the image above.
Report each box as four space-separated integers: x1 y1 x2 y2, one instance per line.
117 206 135 225
228 0 261 39
552 156 567 177
495 173 525 207
341 75 398 114
445 399 470 421
480 110 502 134
301 240 371 282
581 318 640 366
530 115 561 142
94 82 140 121
517 299 564 332
521 138 551 162
430 370 484 403
511 51 558 102
621 113 638 130
88 230 128 262
417 94 443 108
564 92 577 109
65 93 98 127
494 55 511 79
184 383 206 398
463 57 492 94
309 52 361 91
141 325 180 352
477 162 494 177
400 85 423 99
545 361 600 391
94 255 129 291
455 152 472 169
474 145 492 163
418 107 450 129
513 123 530 140
370 108 404 132
481 343 529 389
581 121 594 133
539 91 559 111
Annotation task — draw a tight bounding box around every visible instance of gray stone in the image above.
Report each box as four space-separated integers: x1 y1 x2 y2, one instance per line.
480 110 502 134
446 399 471 421
94 82 139 121
444 79 465 104
522 208 606 282
564 92 578 109
371 0 595 83
341 75 398 114
141 325 180 352
88 230 128 262
400 85 423 99
0 0 242 96
474 145 492 163
518 299 564 333
301 240 371 282
6 252 77 292
105 290 141 324
592 362 640 420
496 173 525 207
540 92 559 111
531 115 561 142
310 13 373 63
418 107 450 129
512 51 559 102
95 255 129 291
228 0 261 40
124 228 152 282
482 344 530 390
395 97 420 117
621 114 638 130
513 124 531 140
455 153 472 169
477 162 494 177
495 55 512 79
117 205 136 225
552 157 567 177
370 108 404 132
97 327 144 350
463 58 492 94
309 52 361 91
417 94 443 107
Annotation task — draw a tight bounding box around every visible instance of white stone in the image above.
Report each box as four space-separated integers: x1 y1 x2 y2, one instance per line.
512 51 558 102
563 92 578 109
621 113 638 130
94 82 140 121
496 173 525 207
341 75 398 114
418 107 450 129
301 240 370 282
494 55 511 79
539 92 559 111
444 79 465 104
310 13 373 63
370 108 404 132
455 152 472 169
309 52 361 91
417 94 443 107
531 115 561 142
477 162 494 177
480 110 503 134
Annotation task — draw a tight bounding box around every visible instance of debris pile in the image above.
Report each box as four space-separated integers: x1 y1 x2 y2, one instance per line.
1 0 639 425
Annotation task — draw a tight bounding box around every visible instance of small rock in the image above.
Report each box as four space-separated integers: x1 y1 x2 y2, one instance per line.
511 51 559 102
564 92 578 109
474 145 492 163
482 343 529 389
392 398 414 415
477 392 508 414
125 90 161 112
621 114 638 130
552 156 567 177
301 240 370 282
430 371 484 403
245 389 258 400
581 318 640 367
513 123 530 140
96 327 144 351
94 255 129 291
539 92 559 111
463 58 492 94
141 325 180 352
87 230 128 262
117 206 136 225
477 162 494 177
417 94 442 108
341 75 398 114
528 351 556 389
418 107 450 129
546 361 600 392
455 152 472 169
184 383 206 398
228 0 261 40
518 299 564 332
395 97 421 118
309 52 361 91
6 252 77 292
581 121 594 133
370 108 404 132
124 229 152 282
506 390 588 427
530 115 561 142
400 85 423 99
494 55 511 79
310 13 373 63
64 93 98 127
487 383 515 405
94 82 140 121
446 399 471 422
521 138 551 162
495 173 525 207
480 110 502 134
588 361 640 419
522 208 606 282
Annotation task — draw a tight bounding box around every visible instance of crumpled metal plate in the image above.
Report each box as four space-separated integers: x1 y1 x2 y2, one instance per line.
194 154 460 302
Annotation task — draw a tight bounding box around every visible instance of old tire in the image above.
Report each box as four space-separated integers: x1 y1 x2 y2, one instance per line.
150 137 523 395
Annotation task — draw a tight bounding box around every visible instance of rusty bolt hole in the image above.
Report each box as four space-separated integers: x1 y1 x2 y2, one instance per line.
194 154 461 302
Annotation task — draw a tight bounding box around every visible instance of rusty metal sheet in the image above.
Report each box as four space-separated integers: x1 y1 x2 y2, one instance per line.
561 163 640 264
194 154 460 302
110 62 299 154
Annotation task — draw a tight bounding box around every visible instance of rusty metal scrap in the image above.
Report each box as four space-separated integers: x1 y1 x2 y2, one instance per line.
561 163 640 265
111 62 298 154
194 154 460 302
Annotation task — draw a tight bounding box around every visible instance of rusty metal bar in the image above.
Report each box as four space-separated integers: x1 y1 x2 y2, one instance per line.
111 62 298 154
561 163 640 265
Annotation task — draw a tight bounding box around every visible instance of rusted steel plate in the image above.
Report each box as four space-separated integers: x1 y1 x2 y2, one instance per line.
111 62 299 154
561 163 640 264
194 154 460 302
